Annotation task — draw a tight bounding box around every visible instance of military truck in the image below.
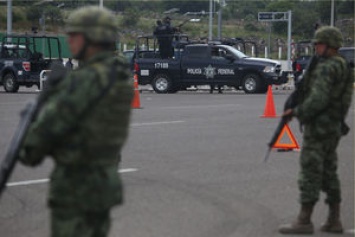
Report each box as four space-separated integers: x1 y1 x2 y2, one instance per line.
0 35 62 92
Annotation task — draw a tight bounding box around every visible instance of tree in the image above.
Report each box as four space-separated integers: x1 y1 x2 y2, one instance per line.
265 0 295 35
292 2 320 39
244 14 258 32
337 0 355 16
26 5 44 24
45 6 63 24
121 8 140 28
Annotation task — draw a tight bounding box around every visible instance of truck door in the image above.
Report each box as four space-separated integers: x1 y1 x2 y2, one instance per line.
181 45 213 85
211 46 236 86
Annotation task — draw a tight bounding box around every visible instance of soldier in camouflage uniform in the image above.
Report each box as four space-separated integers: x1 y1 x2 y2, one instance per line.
279 26 353 234
19 6 133 237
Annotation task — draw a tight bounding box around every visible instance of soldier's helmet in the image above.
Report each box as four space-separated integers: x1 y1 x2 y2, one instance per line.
65 6 118 44
313 26 343 49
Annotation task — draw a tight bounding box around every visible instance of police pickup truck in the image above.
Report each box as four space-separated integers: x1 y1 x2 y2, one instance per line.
135 42 287 93
0 35 62 93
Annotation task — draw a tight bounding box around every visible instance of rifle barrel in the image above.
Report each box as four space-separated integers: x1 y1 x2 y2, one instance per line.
263 148 271 162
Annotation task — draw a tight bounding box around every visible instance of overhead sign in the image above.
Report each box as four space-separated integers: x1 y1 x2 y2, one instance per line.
258 12 273 21
258 12 289 22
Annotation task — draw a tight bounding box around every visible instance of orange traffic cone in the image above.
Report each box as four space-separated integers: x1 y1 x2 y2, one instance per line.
261 85 277 118
131 73 142 109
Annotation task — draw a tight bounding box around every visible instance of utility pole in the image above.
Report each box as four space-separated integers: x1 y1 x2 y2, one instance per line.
7 0 12 37
208 0 213 40
330 0 335 26
287 10 292 71
217 7 222 40
99 0 103 9
217 0 226 40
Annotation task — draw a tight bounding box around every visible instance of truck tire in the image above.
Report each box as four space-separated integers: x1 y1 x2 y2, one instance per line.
3 73 19 93
242 74 260 94
152 74 173 93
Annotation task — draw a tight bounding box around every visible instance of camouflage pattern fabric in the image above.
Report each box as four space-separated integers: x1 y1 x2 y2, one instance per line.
65 6 118 44
293 55 353 204
298 135 341 204
51 208 110 237
313 26 343 49
19 51 133 236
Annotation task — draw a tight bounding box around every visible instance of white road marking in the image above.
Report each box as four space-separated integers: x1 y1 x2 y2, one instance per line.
6 168 138 187
7 178 49 187
159 104 240 110
119 168 138 173
131 120 185 127
345 229 355 234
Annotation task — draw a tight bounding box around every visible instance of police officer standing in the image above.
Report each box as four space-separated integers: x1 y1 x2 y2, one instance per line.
163 16 179 58
153 19 169 58
18 6 133 237
279 26 353 234
154 16 178 59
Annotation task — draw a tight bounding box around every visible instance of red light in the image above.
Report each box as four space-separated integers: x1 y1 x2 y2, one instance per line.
134 62 139 73
296 63 302 72
22 62 31 71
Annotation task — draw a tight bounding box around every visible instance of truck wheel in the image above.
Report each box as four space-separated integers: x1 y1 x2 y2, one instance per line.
242 74 260 94
3 73 19 93
152 74 173 93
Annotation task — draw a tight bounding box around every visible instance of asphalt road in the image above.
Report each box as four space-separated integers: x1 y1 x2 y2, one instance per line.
0 87 353 237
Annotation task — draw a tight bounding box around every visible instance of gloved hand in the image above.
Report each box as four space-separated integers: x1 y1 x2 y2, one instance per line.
18 145 45 167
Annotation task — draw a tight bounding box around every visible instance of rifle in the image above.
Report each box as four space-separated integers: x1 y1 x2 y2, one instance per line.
0 62 66 197
264 56 319 162
177 18 191 28
173 19 192 33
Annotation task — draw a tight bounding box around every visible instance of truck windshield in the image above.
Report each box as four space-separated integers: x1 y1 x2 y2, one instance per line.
220 45 248 59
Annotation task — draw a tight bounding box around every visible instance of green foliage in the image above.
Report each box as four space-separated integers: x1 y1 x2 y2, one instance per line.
337 0 355 15
292 3 320 39
224 0 268 20
317 0 331 24
120 8 140 28
161 1 209 13
1 0 354 48
244 14 258 32
45 6 63 24
12 7 26 23
265 0 295 35
244 23 259 32
26 6 43 23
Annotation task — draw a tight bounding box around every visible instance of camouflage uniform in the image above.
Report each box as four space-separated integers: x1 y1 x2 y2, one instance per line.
279 26 353 235
293 30 353 205
19 7 133 237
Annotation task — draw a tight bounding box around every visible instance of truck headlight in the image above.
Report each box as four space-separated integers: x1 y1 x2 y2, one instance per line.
263 66 276 73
